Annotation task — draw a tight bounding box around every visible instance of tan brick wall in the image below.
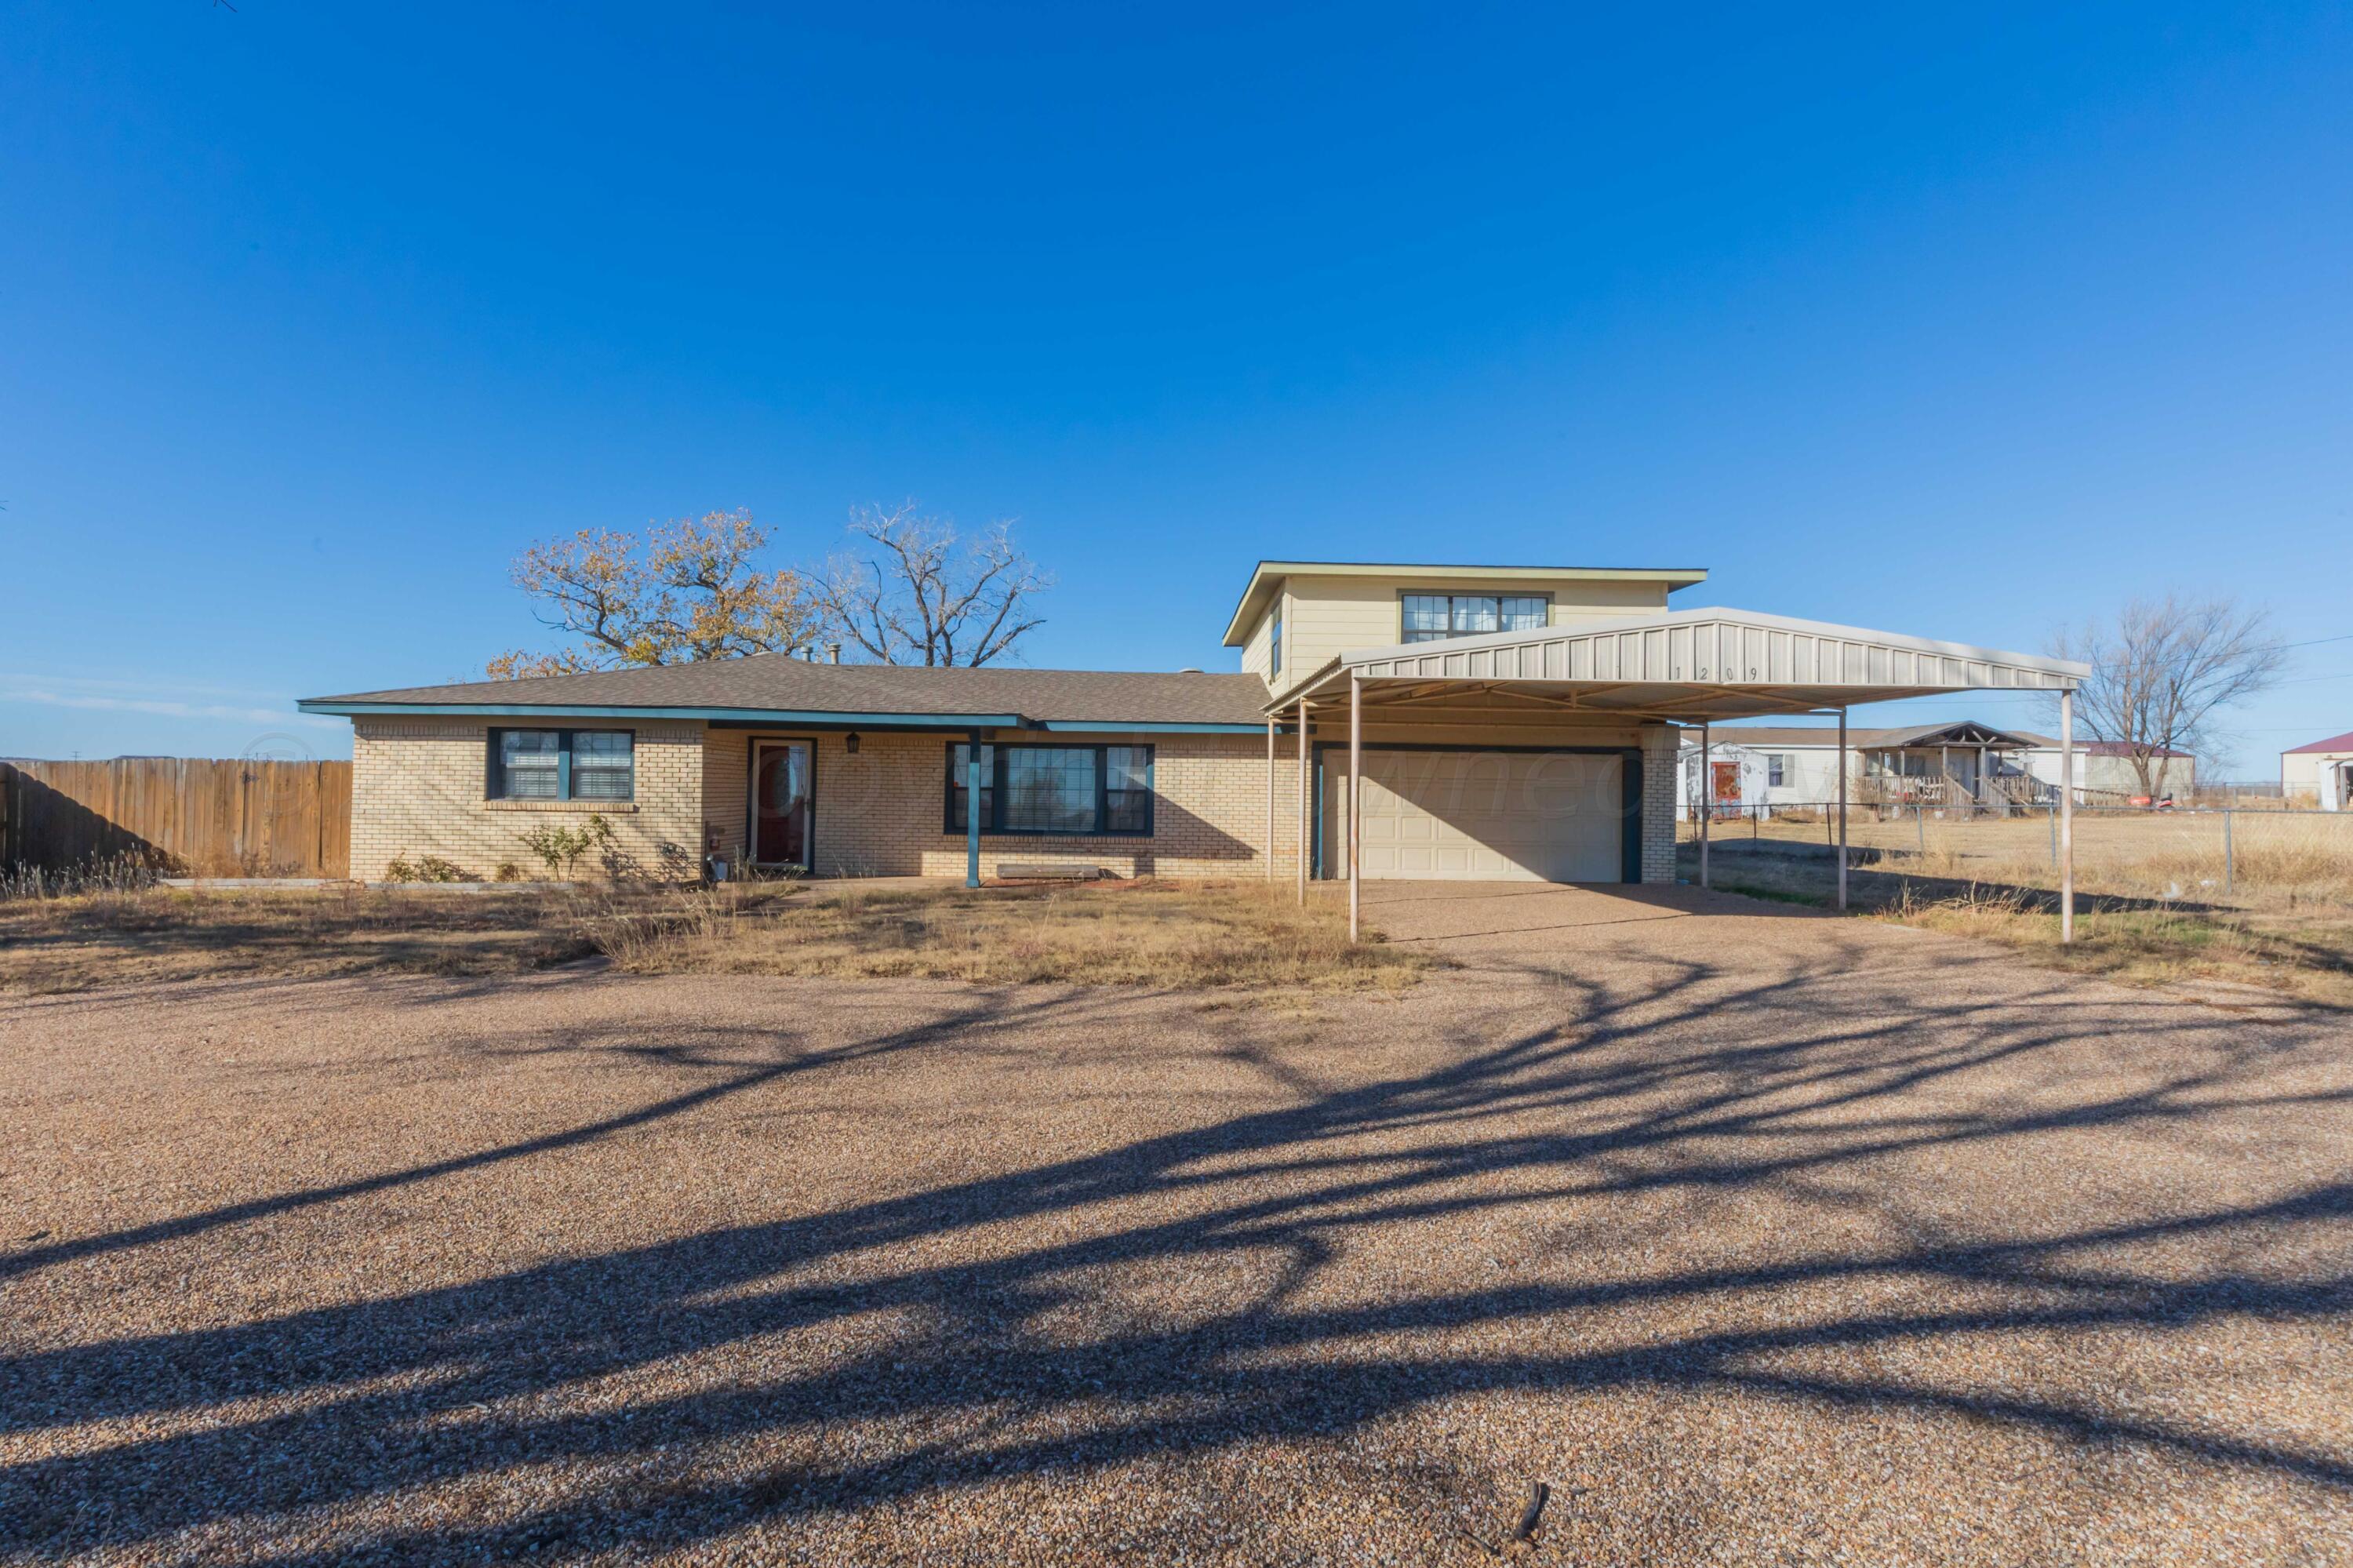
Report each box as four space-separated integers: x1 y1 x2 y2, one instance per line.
348 718 704 882
355 714 1678 887
702 727 1304 880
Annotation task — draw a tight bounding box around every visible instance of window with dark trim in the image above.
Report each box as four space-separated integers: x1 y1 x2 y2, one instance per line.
1400 592 1548 643
944 743 1155 836
1268 605 1283 678
487 728 635 802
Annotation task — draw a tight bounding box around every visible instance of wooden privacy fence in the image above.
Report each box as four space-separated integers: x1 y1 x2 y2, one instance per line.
0 759 352 878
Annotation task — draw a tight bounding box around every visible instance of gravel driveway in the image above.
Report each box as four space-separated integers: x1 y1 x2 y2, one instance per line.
4 883 2348 1565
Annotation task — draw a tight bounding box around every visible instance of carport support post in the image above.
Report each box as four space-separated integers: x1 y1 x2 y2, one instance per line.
1296 697 1310 904
1698 721 1711 890
1836 708 1849 911
1347 673 1362 942
966 729 984 889
2060 689 2075 944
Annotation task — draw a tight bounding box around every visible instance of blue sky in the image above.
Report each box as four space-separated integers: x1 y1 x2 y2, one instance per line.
3 3 2348 771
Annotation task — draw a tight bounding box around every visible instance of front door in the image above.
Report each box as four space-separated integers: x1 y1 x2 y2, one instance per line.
1711 759 1741 817
752 741 812 869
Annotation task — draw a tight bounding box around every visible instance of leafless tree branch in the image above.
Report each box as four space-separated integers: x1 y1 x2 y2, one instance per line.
810 504 1052 667
2049 595 2287 797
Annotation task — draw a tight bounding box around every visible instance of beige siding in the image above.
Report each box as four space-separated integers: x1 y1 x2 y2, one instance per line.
1240 601 1278 682
349 717 704 882
1267 573 1676 700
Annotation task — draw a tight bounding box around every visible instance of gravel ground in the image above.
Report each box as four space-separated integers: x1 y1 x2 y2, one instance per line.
3 882 2348 1565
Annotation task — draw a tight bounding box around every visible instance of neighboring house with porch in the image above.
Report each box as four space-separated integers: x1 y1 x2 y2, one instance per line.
1681 722 2196 815
302 558 2088 893
2282 731 2353 810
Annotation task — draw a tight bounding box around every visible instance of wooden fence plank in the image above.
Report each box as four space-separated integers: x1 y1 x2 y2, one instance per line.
0 759 353 878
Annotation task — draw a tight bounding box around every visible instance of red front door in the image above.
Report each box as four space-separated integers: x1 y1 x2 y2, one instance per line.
754 743 811 868
1711 759 1740 817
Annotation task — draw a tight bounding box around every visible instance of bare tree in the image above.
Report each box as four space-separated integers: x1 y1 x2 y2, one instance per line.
488 509 821 678
2049 595 2286 799
812 503 1051 667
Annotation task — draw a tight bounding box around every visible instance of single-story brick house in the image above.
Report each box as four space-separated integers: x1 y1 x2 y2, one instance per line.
300 558 2089 890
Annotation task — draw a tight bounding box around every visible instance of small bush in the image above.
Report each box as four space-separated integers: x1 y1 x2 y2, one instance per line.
415 855 468 883
493 860 524 882
517 814 616 881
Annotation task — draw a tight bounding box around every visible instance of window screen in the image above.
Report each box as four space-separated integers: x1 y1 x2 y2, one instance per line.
497 731 563 799
569 731 635 800
944 744 1155 835
489 729 634 802
1104 746 1152 833
1402 592 1551 642
948 744 995 831
1005 748 1099 833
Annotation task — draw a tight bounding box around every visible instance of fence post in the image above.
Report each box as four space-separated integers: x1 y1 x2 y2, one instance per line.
2049 802 2057 868
2224 808 2234 894
1915 802 1926 860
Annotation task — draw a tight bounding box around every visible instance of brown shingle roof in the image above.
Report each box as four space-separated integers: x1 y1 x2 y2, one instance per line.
304 658 1275 726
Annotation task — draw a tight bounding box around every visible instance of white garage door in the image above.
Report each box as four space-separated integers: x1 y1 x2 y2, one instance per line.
1326 750 1627 882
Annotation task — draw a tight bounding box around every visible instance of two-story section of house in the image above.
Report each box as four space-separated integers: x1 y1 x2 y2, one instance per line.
1225 562 1707 883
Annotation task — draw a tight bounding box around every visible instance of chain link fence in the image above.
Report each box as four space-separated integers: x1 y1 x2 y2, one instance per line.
1678 802 2353 908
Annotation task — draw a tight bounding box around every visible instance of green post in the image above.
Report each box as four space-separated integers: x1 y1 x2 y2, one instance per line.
966 731 984 889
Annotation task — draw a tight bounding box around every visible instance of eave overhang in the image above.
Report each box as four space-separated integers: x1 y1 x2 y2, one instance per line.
297 700 1275 735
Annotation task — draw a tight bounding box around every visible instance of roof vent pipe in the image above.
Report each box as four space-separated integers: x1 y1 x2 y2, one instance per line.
827 643 842 664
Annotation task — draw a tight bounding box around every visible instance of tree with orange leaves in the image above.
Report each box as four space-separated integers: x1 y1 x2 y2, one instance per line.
487 509 820 678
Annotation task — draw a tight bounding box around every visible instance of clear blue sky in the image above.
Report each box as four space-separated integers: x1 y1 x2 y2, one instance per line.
4 3 2348 772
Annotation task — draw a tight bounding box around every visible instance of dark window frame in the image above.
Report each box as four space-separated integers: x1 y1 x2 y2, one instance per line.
486 727 637 802
1268 603 1283 678
942 742 1157 838
1398 590 1551 644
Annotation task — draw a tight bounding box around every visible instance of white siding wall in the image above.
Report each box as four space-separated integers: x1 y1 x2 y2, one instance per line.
2282 751 2351 809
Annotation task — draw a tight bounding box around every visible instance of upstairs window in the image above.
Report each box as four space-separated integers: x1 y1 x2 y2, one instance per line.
488 729 635 802
1400 593 1548 643
1268 605 1283 678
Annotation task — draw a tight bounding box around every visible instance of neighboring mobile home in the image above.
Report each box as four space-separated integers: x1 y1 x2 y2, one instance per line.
1683 722 2195 816
302 559 2088 886
2282 732 2353 810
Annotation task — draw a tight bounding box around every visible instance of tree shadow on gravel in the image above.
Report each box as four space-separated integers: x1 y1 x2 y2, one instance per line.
5 951 2351 1563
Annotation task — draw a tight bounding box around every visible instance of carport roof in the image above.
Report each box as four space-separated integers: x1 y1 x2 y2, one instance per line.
1278 606 2089 724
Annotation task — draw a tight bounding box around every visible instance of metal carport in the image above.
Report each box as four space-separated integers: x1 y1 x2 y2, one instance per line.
1265 606 2091 941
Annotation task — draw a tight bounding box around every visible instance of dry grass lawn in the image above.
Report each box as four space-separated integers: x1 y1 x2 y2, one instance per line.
0 886 618 995
0 878 1428 996
1681 846 2353 1008
1686 807 2353 908
589 877 1433 991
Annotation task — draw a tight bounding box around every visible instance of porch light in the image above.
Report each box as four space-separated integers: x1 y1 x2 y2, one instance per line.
845 731 860 754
